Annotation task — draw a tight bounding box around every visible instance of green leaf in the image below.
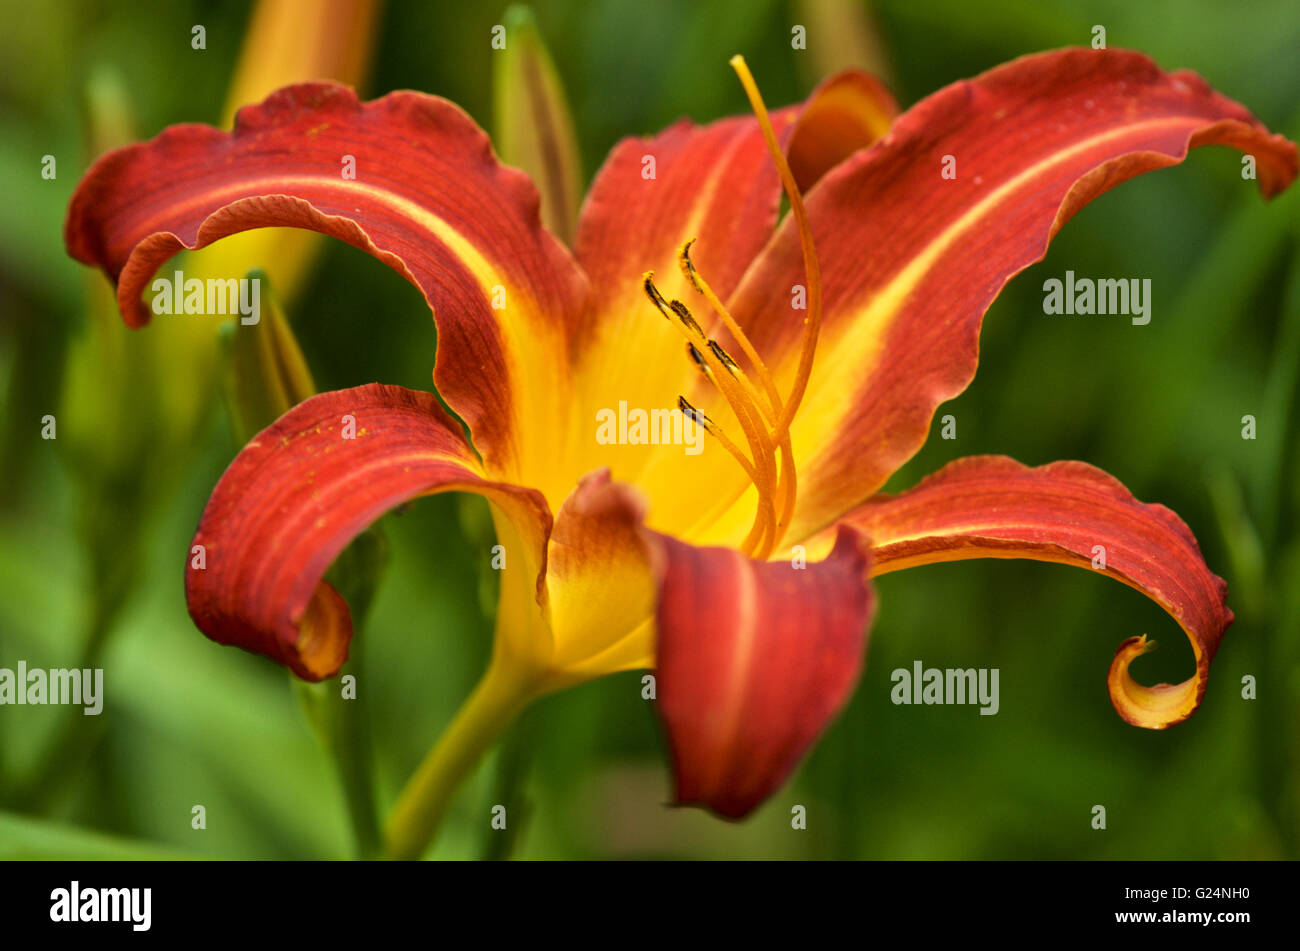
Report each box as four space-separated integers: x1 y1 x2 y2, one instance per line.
0 811 198 860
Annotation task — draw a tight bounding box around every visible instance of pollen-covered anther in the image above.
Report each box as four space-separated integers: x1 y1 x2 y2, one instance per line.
676 395 709 427
678 237 704 292
642 271 671 318
668 299 704 338
705 337 776 432
707 339 739 373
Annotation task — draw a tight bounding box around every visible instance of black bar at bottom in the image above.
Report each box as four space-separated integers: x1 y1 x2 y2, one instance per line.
0 859 1285 938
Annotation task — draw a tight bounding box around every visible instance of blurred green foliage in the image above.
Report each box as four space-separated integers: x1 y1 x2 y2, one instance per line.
0 0 1297 859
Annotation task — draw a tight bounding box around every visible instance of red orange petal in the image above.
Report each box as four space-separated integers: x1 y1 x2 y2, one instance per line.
654 526 875 817
65 82 588 479
186 383 550 680
831 455 1233 728
728 48 1298 542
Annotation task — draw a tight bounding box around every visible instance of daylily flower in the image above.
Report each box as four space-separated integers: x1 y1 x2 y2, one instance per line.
65 47 1296 857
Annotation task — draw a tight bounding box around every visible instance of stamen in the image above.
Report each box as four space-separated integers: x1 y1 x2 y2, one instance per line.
679 238 705 293
676 395 708 427
683 345 780 548
708 333 796 547
663 294 779 554
707 339 776 427
636 61 824 561
679 239 784 422
683 241 798 548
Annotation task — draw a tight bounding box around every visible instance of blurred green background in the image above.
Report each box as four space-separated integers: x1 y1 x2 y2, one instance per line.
1 0 1297 859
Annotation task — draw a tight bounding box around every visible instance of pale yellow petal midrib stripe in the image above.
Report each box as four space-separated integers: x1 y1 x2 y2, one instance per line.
143 173 570 485
789 115 1203 456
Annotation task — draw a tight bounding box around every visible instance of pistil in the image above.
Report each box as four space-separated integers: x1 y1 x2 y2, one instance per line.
730 55 824 442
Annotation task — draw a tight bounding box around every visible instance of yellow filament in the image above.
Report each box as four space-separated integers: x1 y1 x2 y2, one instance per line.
672 300 780 553
679 240 784 422
678 399 756 481
707 337 798 543
681 345 778 551
706 341 774 426
678 398 771 554
646 272 778 554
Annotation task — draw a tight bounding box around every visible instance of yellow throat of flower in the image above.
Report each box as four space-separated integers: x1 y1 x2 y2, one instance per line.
642 55 823 562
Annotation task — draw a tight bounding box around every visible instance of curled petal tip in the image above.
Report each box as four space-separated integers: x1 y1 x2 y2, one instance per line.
290 583 353 681
1108 634 1204 730
184 384 552 682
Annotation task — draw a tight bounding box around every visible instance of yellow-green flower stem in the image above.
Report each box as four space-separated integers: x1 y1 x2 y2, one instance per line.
383 656 542 860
